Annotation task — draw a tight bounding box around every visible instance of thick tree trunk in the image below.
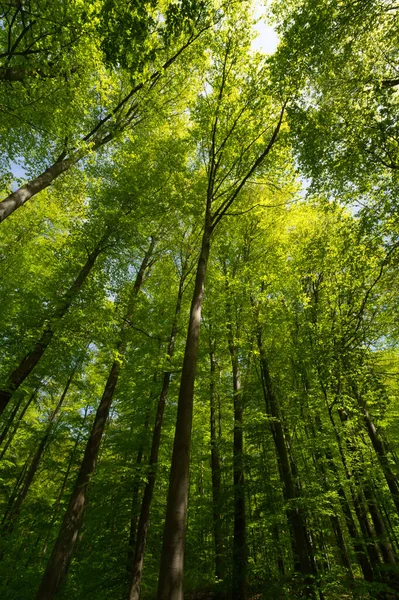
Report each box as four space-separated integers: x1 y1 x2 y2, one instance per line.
157 224 211 600
0 240 105 415
127 264 186 600
0 157 75 223
35 359 121 600
209 336 225 583
226 307 247 600
35 240 154 600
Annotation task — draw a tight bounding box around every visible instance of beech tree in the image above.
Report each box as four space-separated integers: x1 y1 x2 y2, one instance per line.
1 2 399 600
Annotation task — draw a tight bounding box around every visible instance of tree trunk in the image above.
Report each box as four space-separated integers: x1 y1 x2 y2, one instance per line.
334 409 384 576
209 335 225 583
363 484 397 566
0 156 76 223
127 263 186 600
0 30 210 225
363 407 399 518
226 301 247 600
319 426 371 579
157 224 211 600
42 407 89 557
35 240 155 600
2 368 76 536
0 240 105 415
126 388 155 572
0 394 25 447
0 388 38 459
255 325 316 592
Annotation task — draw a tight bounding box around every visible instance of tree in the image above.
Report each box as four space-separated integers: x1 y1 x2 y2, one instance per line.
157 10 287 598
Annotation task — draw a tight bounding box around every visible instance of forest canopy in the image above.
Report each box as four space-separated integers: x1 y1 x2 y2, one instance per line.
1 1 399 600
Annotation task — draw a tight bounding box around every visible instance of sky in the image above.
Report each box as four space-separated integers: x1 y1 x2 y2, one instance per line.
252 3 279 55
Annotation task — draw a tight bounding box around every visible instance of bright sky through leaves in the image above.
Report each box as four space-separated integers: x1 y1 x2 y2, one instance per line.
252 2 279 54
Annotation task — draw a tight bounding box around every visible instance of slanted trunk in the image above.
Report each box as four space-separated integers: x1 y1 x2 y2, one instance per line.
0 394 25 447
363 484 397 566
334 409 384 577
128 263 186 600
363 407 399 517
336 479 374 581
209 336 225 582
0 240 105 415
0 156 76 223
42 407 89 557
35 240 155 600
319 399 374 581
157 224 211 600
319 431 369 578
0 32 208 224
2 369 76 535
309 418 352 575
0 388 38 459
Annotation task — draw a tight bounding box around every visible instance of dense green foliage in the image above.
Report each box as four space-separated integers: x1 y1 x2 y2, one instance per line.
1 2 399 599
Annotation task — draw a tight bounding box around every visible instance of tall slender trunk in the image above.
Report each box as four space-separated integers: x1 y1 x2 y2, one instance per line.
209 335 224 582
333 409 384 576
0 388 38 459
226 301 247 600
0 394 25 447
314 415 373 579
35 240 155 600
2 368 76 536
127 264 186 600
255 325 316 591
157 223 211 600
0 240 106 415
363 407 399 517
127 386 155 571
42 407 89 557
363 483 397 566
309 418 352 575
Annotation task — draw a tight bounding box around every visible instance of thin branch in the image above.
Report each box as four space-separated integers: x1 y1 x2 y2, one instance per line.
211 100 288 229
